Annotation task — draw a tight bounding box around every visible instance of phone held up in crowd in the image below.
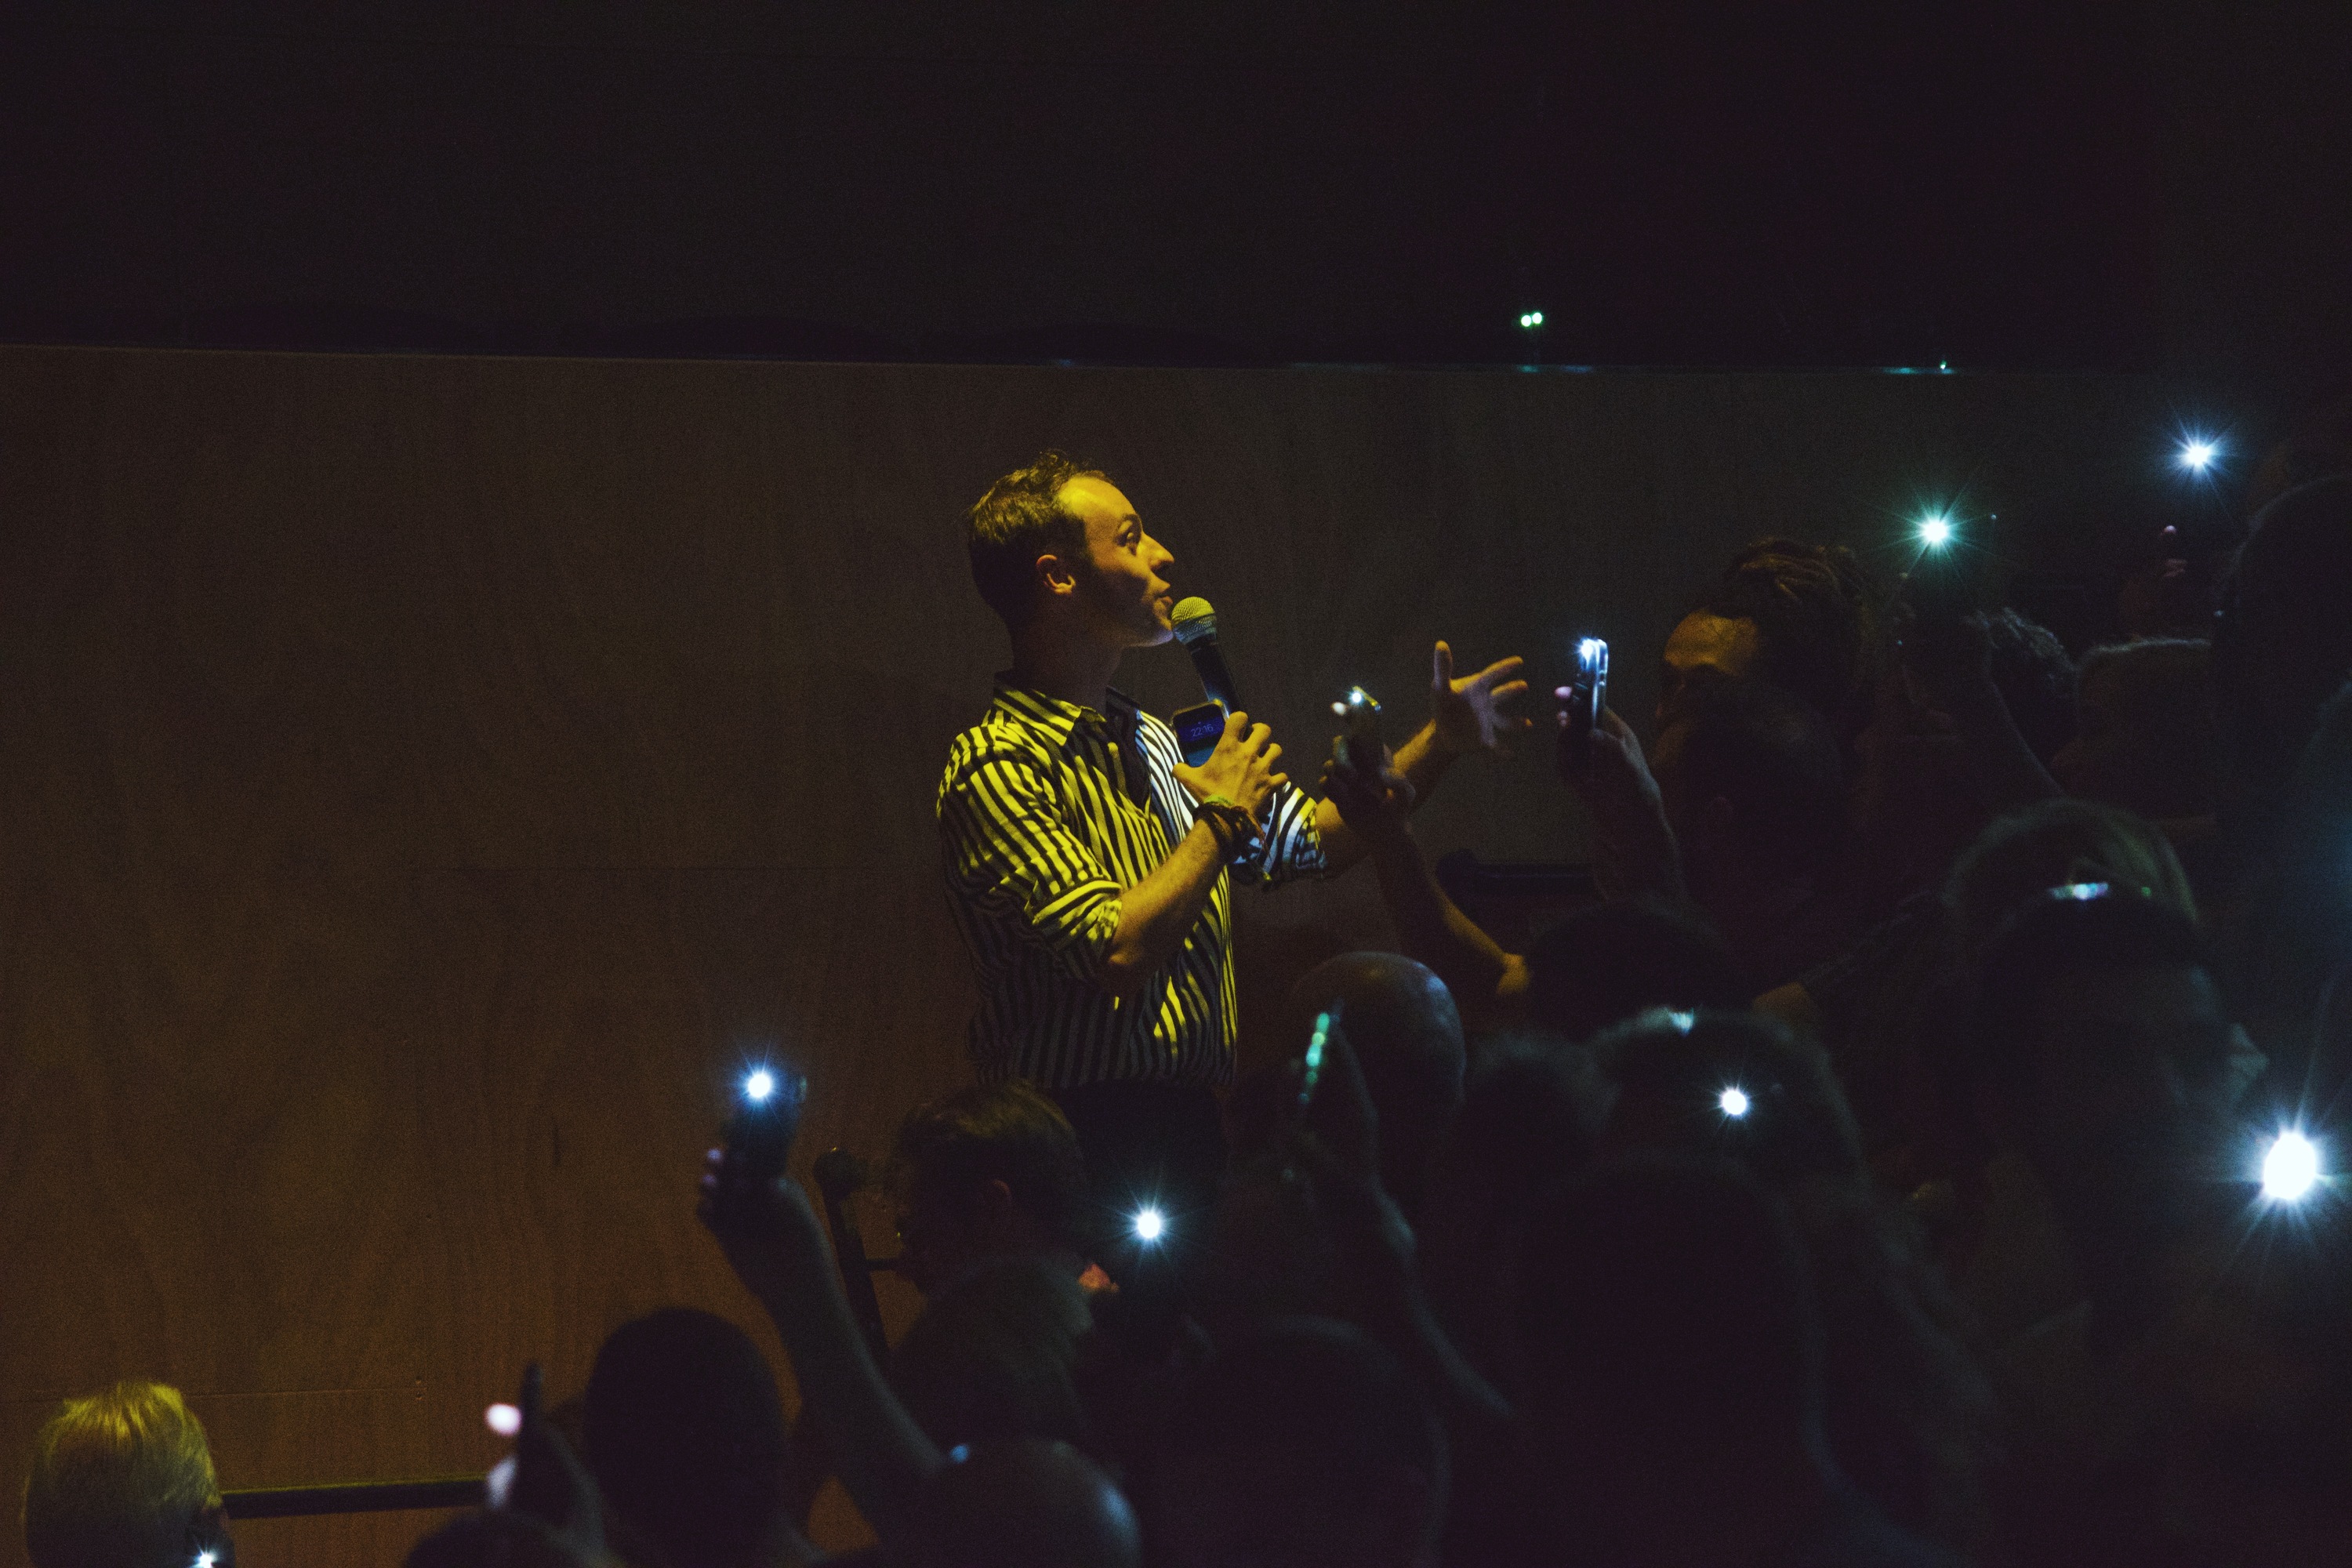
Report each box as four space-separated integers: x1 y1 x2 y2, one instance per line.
1330 684 1385 779
724 1063 806 1185
1562 637 1608 757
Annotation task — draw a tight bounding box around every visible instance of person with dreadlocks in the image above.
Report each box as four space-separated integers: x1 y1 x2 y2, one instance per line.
1659 537 1889 741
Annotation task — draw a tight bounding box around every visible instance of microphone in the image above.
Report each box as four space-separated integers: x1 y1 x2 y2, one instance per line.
1171 597 1241 713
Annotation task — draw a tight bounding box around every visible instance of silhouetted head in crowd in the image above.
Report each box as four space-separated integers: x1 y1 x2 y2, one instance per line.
1661 538 1883 733
1521 899 1751 1041
890 1257 1094 1454
21 1381 231 1568
1411 1035 1611 1392
1590 1008 1865 1185
2053 639 2222 822
2230 680 2352 1096
1650 677 1848 905
583 1308 789 1568
2215 474 2352 797
1944 799 2198 961
1972 892 2245 1273
2244 389 2352 516
887 1080 1091 1294
1516 1160 1845 1563
1585 1014 1998 1554
1283 953 1465 1210
1155 1319 1447 1568
1978 608 2077 768
910 1440 1142 1568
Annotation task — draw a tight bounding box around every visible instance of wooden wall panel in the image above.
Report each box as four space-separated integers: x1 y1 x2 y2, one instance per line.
0 347 2180 1566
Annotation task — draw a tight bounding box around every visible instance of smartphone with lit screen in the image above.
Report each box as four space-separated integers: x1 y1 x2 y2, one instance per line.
1173 701 1228 768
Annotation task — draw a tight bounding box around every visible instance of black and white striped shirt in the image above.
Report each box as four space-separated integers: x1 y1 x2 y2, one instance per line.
938 680 1327 1089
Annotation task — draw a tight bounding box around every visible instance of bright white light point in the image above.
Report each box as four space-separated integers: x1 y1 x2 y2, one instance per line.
1918 516 1954 548
2263 1131 2321 1201
196 1552 218 1568
485 1402 521 1437
2180 439 2216 471
1719 1087 1751 1119
743 1069 775 1103
1519 311 1544 328
1133 1207 1166 1242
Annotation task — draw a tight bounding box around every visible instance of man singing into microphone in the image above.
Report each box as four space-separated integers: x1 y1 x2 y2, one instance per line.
937 451 1528 1260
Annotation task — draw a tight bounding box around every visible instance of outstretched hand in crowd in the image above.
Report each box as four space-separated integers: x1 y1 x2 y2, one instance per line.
1432 640 1537 758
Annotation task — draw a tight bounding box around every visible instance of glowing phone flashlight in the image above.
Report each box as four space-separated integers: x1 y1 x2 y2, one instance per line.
2179 437 2219 472
2261 1129 2321 1202
1719 1086 1751 1119
1918 515 1954 549
485 1402 521 1437
1300 1009 1333 1111
724 1062 804 1183
1133 1207 1167 1243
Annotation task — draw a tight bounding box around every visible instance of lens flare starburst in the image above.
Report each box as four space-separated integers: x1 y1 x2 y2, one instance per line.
2262 1131 2321 1202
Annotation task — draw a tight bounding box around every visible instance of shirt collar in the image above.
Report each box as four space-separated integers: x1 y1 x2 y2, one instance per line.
991 674 1142 746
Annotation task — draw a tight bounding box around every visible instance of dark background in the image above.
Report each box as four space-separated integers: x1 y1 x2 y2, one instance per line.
5 1 2348 403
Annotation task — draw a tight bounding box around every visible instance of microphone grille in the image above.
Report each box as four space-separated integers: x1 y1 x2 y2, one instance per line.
1171 597 1218 646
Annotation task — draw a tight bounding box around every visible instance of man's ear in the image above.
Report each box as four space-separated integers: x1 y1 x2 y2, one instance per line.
1033 550 1079 603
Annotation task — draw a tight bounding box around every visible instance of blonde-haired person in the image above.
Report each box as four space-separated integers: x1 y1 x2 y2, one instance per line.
21 1381 232 1568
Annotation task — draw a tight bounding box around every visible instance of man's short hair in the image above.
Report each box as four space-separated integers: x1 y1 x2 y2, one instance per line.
966 452 1105 629
889 1080 1088 1243
583 1308 789 1568
1661 678 1848 880
22 1381 222 1568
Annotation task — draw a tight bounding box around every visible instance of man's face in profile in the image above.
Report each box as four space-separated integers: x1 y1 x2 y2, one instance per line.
1057 475 1178 649
1658 612 1759 726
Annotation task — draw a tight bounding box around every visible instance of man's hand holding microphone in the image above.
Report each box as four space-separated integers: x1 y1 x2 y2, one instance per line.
1174 708 1287 860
